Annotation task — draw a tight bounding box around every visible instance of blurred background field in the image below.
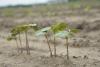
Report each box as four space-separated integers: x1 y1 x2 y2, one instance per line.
0 0 100 31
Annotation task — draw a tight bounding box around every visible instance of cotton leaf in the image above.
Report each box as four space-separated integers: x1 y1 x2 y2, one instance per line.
27 24 38 31
51 22 68 33
55 31 74 38
23 24 37 27
13 25 30 33
35 27 51 36
7 36 16 41
11 28 19 36
40 27 51 32
7 37 12 41
35 31 45 36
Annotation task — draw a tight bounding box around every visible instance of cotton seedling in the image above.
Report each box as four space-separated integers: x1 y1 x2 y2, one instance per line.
20 25 30 55
10 24 37 55
51 22 68 57
35 27 53 57
17 24 37 55
55 28 78 60
11 26 24 53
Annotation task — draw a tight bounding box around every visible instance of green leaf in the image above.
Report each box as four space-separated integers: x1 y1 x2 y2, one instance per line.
55 31 74 38
7 37 12 41
35 31 45 36
35 27 51 36
40 27 51 32
18 25 29 32
23 24 37 27
28 24 39 31
51 22 68 33
10 24 38 37
11 28 19 36
7 36 16 41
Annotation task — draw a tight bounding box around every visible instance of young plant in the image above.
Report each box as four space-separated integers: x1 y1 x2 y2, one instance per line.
11 26 24 53
17 24 37 55
35 27 53 57
18 33 23 53
51 22 68 57
55 28 78 60
11 24 37 55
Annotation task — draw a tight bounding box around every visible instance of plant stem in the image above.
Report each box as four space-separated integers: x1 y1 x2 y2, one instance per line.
15 38 20 53
18 33 23 53
53 36 57 57
25 31 30 55
45 33 53 57
66 37 69 60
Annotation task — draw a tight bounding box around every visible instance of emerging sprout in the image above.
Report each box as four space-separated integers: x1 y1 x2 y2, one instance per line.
9 23 37 55
35 27 53 57
16 23 38 55
51 22 68 57
51 22 68 33
55 27 79 60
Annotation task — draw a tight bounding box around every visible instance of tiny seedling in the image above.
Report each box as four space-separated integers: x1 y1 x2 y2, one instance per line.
17 24 37 55
11 26 24 53
55 27 78 60
10 24 37 55
35 27 53 57
51 22 68 57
